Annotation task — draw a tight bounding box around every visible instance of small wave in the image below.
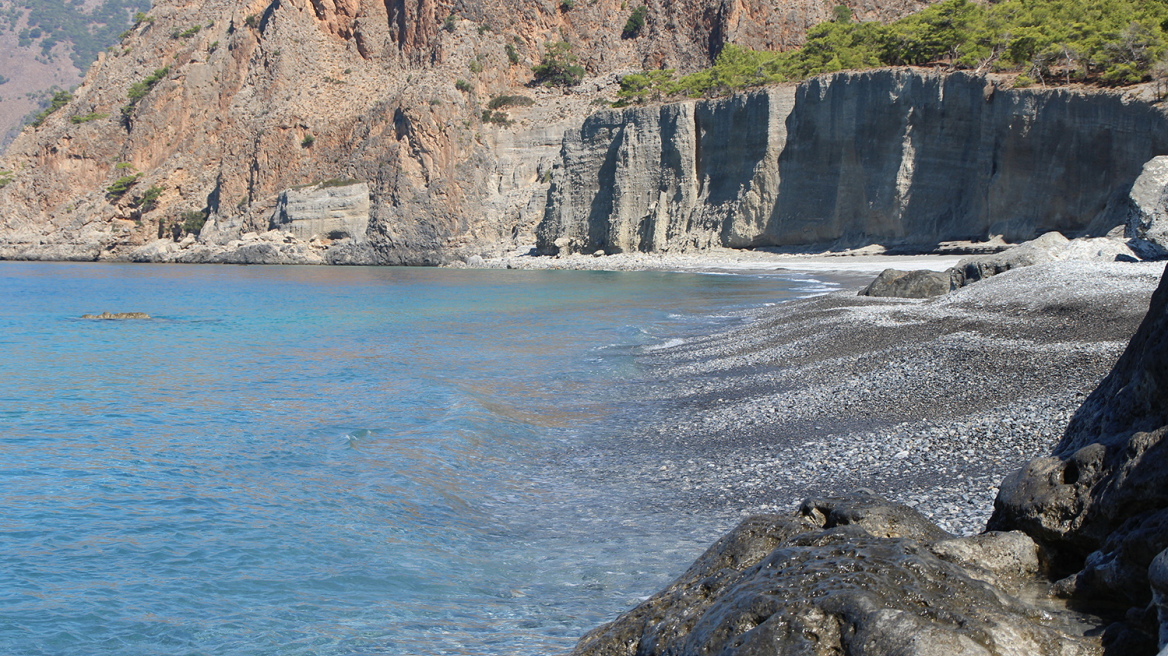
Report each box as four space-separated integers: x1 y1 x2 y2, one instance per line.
643 338 686 352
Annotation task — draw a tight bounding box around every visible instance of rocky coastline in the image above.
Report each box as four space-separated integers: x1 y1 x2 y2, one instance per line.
567 258 1168 655
3 64 1166 265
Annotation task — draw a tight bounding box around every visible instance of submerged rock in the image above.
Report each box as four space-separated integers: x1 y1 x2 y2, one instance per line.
81 312 150 319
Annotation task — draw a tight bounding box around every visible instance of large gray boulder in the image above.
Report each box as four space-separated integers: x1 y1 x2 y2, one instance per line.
573 495 1098 656
1126 156 1168 259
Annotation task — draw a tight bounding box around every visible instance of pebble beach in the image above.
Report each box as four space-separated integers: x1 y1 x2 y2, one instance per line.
558 257 1167 536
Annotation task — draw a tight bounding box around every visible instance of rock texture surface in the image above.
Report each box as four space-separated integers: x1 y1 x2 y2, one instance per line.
0 0 934 264
952 232 1139 288
539 71 1168 255
271 181 371 242
989 266 1168 655
858 268 951 298
573 494 1099 656
1125 156 1168 259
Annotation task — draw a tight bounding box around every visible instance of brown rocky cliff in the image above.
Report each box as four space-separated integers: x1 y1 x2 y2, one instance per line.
0 0 932 264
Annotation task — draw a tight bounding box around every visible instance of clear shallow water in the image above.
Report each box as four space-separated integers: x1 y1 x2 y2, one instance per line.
0 262 825 656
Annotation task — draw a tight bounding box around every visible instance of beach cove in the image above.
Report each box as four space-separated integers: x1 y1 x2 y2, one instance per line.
3 256 1163 654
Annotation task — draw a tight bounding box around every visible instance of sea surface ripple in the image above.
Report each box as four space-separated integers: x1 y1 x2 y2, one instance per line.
0 262 823 655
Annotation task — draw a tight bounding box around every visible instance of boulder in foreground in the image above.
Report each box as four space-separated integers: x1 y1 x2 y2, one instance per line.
573 495 1096 656
990 261 1168 652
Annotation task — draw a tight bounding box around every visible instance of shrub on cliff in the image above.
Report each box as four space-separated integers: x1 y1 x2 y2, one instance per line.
180 210 206 234
126 66 169 103
30 90 73 127
133 184 163 212
487 95 534 109
617 46 789 101
106 173 141 199
532 41 584 86
622 6 647 38
70 111 108 124
481 109 512 125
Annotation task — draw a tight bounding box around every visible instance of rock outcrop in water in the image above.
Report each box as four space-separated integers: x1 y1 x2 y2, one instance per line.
575 265 1168 655
539 71 1168 256
81 311 151 319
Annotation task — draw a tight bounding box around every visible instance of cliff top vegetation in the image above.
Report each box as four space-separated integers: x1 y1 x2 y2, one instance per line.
618 0 1168 103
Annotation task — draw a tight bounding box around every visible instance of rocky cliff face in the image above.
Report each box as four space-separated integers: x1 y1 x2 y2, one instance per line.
0 0 934 264
539 70 1168 255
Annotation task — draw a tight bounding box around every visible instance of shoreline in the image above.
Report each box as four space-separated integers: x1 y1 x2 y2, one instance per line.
471 247 966 279
578 259 1166 537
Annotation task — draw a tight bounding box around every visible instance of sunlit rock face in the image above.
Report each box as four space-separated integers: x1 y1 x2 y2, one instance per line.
271 182 371 242
539 70 1168 256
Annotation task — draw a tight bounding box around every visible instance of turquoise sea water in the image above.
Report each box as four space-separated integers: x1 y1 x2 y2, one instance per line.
0 262 827 656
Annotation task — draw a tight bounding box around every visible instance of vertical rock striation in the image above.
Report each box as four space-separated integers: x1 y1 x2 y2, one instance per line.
538 88 793 254
539 70 1168 255
271 181 371 242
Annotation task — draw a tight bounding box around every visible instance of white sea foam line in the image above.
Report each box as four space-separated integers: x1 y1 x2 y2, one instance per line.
644 338 686 350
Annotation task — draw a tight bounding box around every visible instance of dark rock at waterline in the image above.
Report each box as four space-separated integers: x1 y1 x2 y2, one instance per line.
81 312 151 320
573 494 1095 656
858 268 952 299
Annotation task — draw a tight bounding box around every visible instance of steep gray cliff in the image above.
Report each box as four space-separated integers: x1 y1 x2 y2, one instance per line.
539 70 1168 255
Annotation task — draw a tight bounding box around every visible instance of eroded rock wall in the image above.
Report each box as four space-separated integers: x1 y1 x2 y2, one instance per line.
539 70 1168 254
0 0 936 265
